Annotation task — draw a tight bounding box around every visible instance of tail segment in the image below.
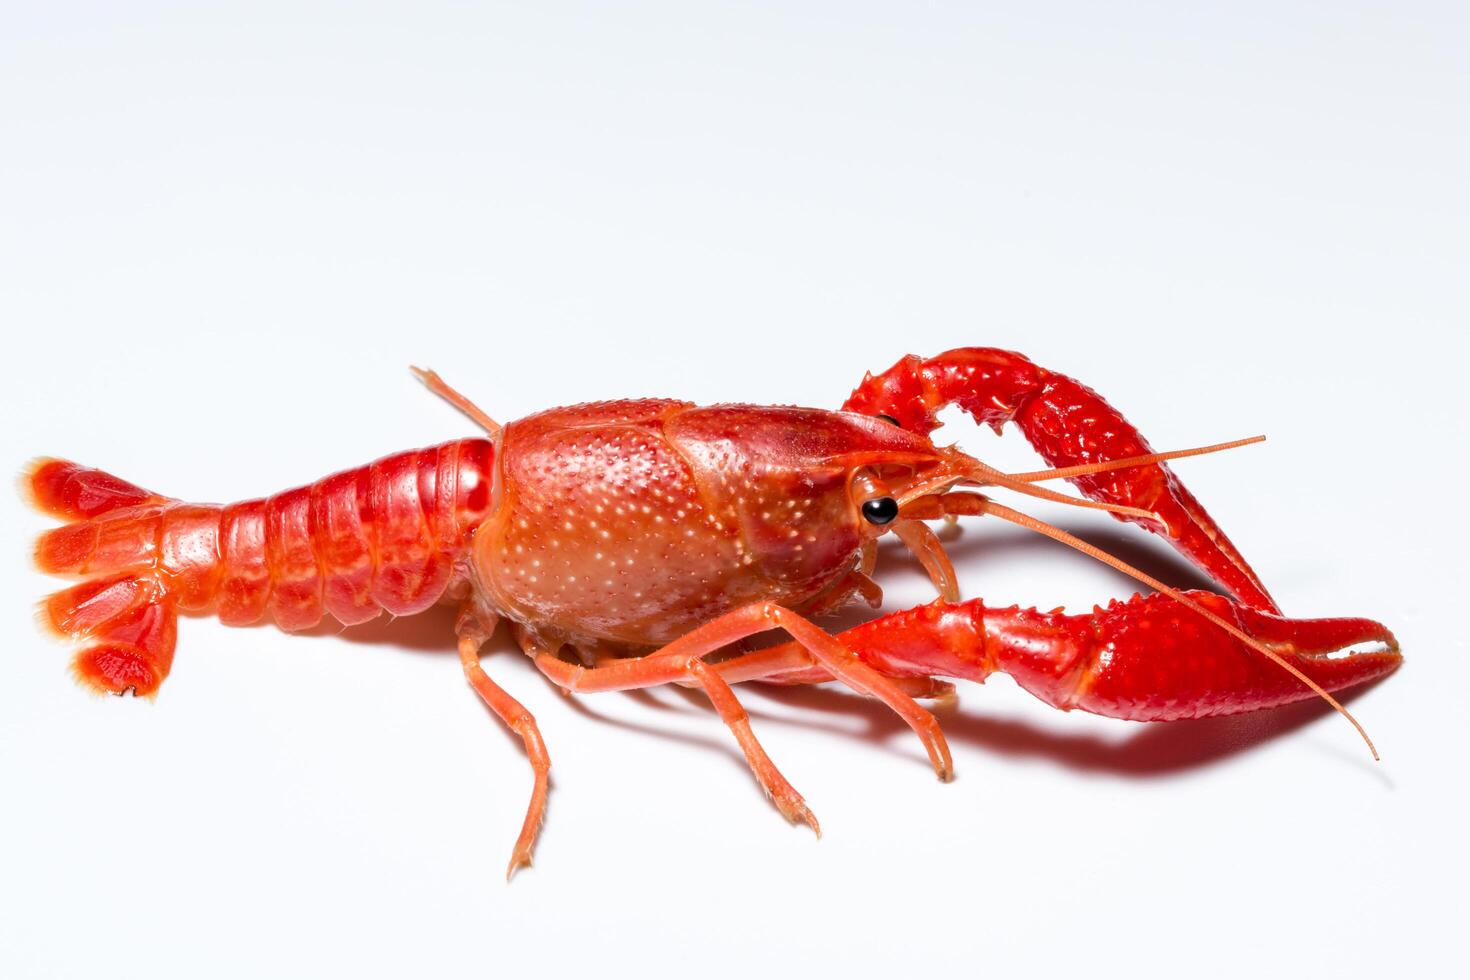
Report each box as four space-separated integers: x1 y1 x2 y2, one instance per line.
27 440 496 696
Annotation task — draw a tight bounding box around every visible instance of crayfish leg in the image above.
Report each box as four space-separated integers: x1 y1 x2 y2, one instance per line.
535 602 949 776
704 644 958 701
456 606 550 882
524 616 821 835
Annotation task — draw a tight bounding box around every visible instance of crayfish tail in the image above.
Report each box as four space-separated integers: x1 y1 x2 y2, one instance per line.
26 442 501 695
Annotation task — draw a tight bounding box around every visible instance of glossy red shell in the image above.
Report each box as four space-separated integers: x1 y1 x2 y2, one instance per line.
474 401 941 646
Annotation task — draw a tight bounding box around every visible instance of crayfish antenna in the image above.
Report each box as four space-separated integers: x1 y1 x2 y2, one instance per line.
904 457 1158 521
947 493 1381 761
1002 435 1266 484
411 366 502 435
967 464 1158 520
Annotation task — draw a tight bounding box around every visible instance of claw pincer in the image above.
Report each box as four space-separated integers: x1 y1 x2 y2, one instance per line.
844 348 1280 612
825 592 1400 721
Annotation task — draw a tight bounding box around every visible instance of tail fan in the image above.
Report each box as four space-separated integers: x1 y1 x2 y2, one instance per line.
25 458 179 697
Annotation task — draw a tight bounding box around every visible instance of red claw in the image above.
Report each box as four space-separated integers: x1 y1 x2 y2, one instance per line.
805 591 1400 721
844 348 1281 613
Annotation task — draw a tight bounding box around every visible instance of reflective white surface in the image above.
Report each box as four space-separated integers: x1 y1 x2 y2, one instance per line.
2 3 1464 978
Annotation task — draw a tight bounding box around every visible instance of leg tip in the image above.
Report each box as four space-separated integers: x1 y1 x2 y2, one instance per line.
504 851 533 883
791 804 822 838
773 795 821 837
929 745 955 782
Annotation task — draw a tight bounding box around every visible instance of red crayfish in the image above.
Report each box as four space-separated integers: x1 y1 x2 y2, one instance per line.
26 348 1401 877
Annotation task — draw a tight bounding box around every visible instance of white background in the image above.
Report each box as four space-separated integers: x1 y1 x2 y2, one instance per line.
2 3 1465 978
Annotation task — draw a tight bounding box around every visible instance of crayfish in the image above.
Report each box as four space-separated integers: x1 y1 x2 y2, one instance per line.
27 348 1400 878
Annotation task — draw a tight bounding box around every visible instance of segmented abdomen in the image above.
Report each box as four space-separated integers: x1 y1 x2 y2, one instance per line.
34 439 496 631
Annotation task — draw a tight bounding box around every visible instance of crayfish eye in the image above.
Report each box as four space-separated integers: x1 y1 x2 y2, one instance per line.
861 497 899 526
876 414 902 428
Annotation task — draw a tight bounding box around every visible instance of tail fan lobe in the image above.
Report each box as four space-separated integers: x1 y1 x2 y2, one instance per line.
26 458 179 696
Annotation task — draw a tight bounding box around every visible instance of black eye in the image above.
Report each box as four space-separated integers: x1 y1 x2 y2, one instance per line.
876 414 901 428
861 497 899 526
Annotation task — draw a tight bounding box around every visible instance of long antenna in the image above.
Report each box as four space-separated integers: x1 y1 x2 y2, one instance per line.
968 463 1157 520
1004 435 1266 484
901 463 1156 520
